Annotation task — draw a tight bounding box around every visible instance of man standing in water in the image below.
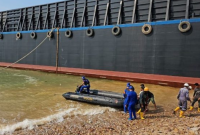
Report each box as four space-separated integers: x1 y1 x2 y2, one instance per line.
173 83 191 118
125 86 137 120
79 76 90 93
189 83 200 112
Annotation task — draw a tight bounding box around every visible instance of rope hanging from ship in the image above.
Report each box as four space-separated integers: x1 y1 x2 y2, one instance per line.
0 28 56 71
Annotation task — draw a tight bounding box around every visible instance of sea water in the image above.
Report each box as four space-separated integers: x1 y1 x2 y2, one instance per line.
0 68 189 134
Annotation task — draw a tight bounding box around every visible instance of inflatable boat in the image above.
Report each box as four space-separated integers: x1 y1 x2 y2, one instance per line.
86 89 123 98
75 87 124 99
62 91 124 108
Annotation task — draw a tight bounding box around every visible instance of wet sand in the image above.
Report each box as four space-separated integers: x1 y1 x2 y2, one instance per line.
10 106 200 135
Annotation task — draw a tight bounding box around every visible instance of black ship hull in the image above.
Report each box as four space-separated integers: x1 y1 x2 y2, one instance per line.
0 0 200 78
1 20 200 77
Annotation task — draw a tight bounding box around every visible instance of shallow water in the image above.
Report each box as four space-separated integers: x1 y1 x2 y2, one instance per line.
0 68 195 134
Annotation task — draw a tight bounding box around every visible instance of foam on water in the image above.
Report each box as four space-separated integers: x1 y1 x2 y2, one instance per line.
13 73 38 85
0 106 116 134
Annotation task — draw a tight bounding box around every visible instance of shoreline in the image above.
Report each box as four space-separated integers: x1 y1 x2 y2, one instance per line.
8 107 200 135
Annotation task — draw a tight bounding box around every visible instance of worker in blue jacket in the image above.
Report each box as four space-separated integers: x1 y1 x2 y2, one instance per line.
79 76 90 93
123 83 134 113
125 86 138 120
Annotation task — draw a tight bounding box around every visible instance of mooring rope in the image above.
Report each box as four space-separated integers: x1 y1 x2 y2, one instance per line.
0 28 56 71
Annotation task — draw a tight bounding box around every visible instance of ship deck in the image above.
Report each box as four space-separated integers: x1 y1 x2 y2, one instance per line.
0 62 199 88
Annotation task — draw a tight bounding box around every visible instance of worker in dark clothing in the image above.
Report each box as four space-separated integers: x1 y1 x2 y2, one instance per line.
147 91 157 109
78 76 90 93
125 86 138 120
138 87 150 119
137 84 145 114
189 83 200 112
173 83 191 118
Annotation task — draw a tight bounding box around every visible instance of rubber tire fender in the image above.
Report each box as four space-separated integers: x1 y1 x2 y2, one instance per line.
178 21 191 33
47 31 53 38
142 24 152 35
65 30 72 38
16 32 22 39
86 28 94 37
0 34 3 39
112 26 121 36
30 32 37 39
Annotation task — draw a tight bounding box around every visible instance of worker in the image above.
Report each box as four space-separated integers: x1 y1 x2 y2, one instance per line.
147 91 157 110
138 87 150 119
125 86 137 120
79 76 90 93
123 83 133 113
136 84 145 114
189 83 200 112
173 83 191 118
138 84 145 98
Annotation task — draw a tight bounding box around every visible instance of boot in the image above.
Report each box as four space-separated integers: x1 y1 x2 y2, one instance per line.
173 107 180 114
179 111 185 118
137 109 141 114
189 106 193 111
140 112 145 120
198 108 200 112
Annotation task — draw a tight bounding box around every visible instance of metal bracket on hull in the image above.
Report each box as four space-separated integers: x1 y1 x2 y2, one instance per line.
71 0 77 28
81 7 86 27
52 3 58 28
71 8 75 28
21 8 27 31
104 3 110 26
28 7 34 31
165 0 170 21
185 0 190 19
43 5 49 30
35 6 41 30
92 5 97 27
61 1 67 29
132 0 138 23
148 0 153 22
117 1 123 25
0 13 2 31
2 18 7 32
17 10 22 31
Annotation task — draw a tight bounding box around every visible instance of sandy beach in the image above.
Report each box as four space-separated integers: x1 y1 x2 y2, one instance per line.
10 106 200 135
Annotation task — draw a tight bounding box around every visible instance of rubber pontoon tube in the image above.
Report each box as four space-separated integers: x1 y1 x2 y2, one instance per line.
63 92 124 108
178 21 191 33
142 24 152 35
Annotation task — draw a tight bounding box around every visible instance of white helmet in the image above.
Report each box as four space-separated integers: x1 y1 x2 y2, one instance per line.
189 86 192 90
184 83 189 87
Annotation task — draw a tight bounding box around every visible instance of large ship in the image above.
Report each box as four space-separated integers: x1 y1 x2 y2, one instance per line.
0 0 200 78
